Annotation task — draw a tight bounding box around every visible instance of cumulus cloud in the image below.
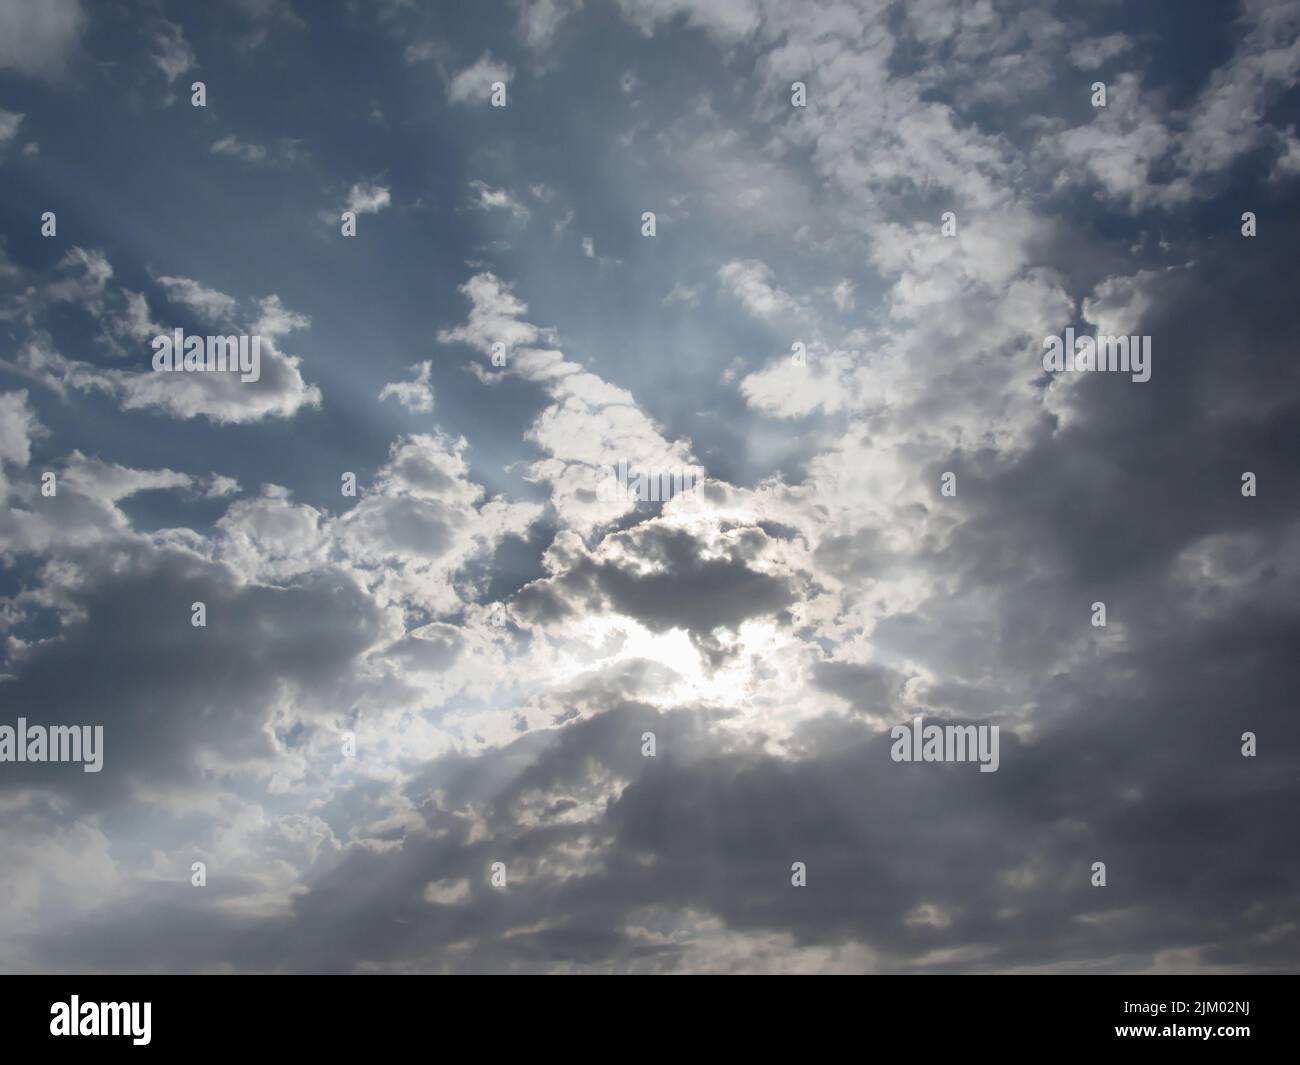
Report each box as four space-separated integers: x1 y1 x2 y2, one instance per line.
379 360 435 413
718 259 803 321
3 253 321 423
447 52 512 105
468 180 530 220
344 181 392 216
440 272 701 533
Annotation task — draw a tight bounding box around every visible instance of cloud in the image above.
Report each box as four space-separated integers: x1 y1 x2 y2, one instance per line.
614 0 761 45
379 361 435 413
0 0 85 81
404 40 437 64
1047 74 1181 209
663 283 700 307
0 543 385 808
155 275 239 323
0 390 40 469
513 0 576 53
447 52 512 105
5 0 1300 977
514 521 800 665
0 108 22 152
437 272 547 354
332 431 543 615
43 247 113 312
151 20 195 84
344 182 392 216
1045 1 1300 209
1175 0 1300 184
0 389 43 501
233 0 304 50
439 273 699 533
718 259 803 322
469 180 530 220
210 135 268 163
3 254 322 424
1069 32 1134 71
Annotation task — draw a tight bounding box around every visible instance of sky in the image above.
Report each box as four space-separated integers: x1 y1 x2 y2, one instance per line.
0 0 1298 974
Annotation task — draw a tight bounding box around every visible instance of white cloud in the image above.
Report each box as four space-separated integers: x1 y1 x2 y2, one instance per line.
217 485 330 583
513 0 574 53
0 108 23 151
333 431 542 614
0 0 85 81
437 272 548 355
1069 32 1134 71
6 258 322 425
404 40 436 64
1272 127 1300 181
379 361 436 414
204 474 241 499
0 390 42 502
1177 0 1300 181
615 0 760 45
447 52 512 105
345 182 392 216
155 275 239 324
43 247 113 313
1046 1 1300 209
441 273 699 533
718 259 802 322
663 283 701 307
1046 73 1182 209
0 445 193 556
739 207 1072 460
106 291 163 349
469 180 529 220
210 135 267 163
424 877 471 905
152 20 195 84
233 0 304 51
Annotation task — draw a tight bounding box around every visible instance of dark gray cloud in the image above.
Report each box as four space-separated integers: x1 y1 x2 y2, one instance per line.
513 523 800 666
1 542 385 805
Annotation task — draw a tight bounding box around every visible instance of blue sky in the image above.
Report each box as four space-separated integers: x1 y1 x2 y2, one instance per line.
1 0 1300 973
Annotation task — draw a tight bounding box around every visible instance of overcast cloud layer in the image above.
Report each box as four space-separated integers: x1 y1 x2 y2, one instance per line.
1 0 1299 974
